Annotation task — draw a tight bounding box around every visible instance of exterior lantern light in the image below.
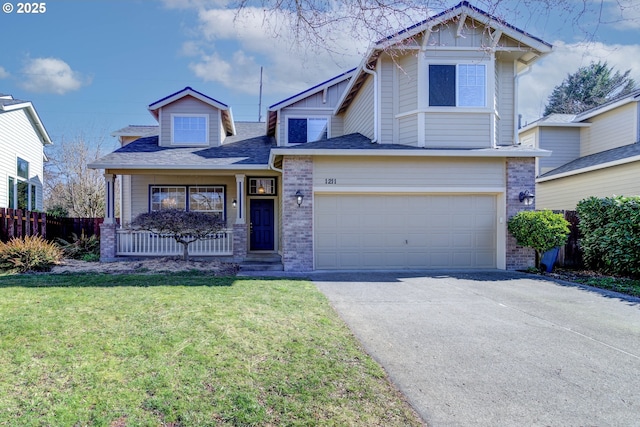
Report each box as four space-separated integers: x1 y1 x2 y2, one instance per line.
232 199 237 208
519 190 535 206
295 190 304 207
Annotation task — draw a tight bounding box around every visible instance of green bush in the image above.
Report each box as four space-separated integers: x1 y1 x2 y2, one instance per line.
0 235 64 273
576 196 640 277
507 210 570 269
57 231 100 260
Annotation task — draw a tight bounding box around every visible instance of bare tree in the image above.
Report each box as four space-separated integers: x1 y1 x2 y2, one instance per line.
130 209 226 261
44 133 112 218
227 0 637 51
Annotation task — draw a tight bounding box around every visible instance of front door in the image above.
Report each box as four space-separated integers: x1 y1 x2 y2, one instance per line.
250 199 275 251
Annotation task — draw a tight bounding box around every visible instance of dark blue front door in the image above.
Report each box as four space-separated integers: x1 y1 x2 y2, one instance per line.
250 199 274 250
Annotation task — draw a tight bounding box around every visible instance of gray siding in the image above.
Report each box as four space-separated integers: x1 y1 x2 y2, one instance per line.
398 115 418 146
0 109 45 209
313 156 505 189
379 57 396 144
496 59 515 145
538 127 580 175
397 54 417 114
581 103 638 156
158 95 221 147
536 161 640 210
424 113 492 148
343 74 375 139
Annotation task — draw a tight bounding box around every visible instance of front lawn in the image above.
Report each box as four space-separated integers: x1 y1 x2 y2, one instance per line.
0 273 422 426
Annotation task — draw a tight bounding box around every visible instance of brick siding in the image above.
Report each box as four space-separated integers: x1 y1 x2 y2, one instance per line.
281 156 314 271
505 158 536 270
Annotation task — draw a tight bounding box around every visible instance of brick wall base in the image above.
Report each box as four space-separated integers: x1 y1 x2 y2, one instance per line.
99 223 117 262
281 156 313 271
505 158 536 270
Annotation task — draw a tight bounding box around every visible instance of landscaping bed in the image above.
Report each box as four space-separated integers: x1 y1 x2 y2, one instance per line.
541 268 640 298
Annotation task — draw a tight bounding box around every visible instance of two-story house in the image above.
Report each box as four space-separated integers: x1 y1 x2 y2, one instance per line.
520 88 640 210
90 1 552 271
0 94 52 212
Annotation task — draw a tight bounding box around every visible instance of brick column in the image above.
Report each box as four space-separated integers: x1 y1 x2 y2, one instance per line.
506 157 536 270
100 222 117 262
282 156 313 271
232 223 247 262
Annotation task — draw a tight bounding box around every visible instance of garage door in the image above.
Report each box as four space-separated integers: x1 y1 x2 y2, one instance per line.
315 194 497 269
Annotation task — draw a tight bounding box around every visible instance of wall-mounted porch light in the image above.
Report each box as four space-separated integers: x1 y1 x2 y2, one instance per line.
295 190 304 207
519 190 535 206
232 199 237 208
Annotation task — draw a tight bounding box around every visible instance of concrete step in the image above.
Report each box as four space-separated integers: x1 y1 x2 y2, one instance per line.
239 253 284 271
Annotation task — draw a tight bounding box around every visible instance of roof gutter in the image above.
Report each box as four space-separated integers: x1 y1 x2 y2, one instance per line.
362 62 379 144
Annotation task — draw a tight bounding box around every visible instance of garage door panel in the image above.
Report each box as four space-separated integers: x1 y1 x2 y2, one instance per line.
315 194 497 269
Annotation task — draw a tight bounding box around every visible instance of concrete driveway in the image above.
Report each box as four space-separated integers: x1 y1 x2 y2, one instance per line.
312 271 640 427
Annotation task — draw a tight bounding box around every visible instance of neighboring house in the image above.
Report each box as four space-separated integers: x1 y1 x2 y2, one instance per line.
89 1 552 271
0 94 52 211
520 88 640 210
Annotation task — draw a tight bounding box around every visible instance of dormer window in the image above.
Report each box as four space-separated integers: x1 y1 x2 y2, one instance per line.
287 117 328 144
429 64 486 107
171 114 208 145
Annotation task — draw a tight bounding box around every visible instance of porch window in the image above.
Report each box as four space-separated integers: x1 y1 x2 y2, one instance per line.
429 64 486 107
287 117 328 144
172 114 208 145
189 186 224 216
151 186 186 211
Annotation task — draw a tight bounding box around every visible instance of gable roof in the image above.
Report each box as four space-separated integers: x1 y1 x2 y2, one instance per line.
148 87 236 136
0 95 53 146
538 143 640 181
574 88 640 121
336 1 552 115
266 68 356 136
89 122 273 170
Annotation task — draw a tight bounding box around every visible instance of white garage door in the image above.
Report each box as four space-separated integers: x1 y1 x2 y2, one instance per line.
315 194 497 269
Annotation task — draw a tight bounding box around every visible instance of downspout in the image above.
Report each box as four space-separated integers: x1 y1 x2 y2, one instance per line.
514 61 533 145
362 63 379 144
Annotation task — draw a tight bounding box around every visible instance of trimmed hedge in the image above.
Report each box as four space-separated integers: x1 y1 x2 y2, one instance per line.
576 196 640 277
507 210 570 269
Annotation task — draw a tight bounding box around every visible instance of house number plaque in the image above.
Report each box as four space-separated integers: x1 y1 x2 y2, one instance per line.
325 178 337 184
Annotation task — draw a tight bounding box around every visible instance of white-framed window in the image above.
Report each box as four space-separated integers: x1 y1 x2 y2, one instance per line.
151 186 187 211
287 117 329 144
171 114 208 145
150 185 225 218
189 186 224 215
8 158 36 210
428 64 486 107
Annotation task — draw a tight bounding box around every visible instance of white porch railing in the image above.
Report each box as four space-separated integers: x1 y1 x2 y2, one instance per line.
116 229 233 256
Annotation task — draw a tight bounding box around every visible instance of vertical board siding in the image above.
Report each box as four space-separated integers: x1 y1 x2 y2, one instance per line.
0 109 46 210
536 161 640 210
343 75 375 139
158 95 221 147
538 127 581 174
424 113 491 148
581 103 637 156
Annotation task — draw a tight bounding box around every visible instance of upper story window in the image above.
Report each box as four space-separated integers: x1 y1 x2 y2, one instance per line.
172 114 208 145
287 117 328 144
429 64 486 108
17 157 29 179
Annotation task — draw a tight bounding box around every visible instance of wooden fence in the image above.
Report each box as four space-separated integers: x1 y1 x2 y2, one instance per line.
0 208 47 241
45 217 104 242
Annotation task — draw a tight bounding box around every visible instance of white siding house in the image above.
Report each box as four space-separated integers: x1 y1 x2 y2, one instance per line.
0 94 52 211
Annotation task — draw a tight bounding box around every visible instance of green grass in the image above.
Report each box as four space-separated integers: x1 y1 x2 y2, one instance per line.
0 272 422 426
575 276 640 298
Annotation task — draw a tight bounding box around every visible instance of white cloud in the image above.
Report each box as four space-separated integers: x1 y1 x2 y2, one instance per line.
0 66 9 79
519 41 640 124
186 6 369 97
20 57 90 95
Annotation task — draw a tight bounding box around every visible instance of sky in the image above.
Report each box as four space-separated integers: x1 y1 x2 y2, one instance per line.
1 0 640 152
